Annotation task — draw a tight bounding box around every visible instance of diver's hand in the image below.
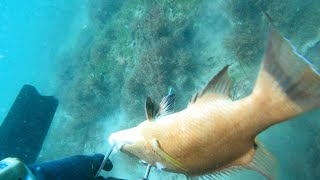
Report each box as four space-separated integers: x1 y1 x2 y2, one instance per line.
28 153 113 180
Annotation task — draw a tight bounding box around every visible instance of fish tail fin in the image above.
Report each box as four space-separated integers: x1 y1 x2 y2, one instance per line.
252 27 320 127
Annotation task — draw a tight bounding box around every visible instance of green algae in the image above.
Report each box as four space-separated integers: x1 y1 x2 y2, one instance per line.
56 0 205 123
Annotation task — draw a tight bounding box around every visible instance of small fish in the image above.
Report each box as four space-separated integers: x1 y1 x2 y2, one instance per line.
108 27 320 179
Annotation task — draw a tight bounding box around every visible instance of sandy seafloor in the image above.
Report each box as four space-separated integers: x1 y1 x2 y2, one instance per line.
0 0 320 179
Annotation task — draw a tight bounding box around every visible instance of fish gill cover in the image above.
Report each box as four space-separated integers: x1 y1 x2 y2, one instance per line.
39 0 320 179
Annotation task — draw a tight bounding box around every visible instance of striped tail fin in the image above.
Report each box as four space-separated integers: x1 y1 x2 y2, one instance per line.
252 27 320 129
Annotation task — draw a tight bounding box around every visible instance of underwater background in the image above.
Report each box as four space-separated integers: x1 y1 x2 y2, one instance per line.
0 0 319 179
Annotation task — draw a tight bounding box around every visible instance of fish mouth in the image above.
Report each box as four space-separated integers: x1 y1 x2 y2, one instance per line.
108 127 143 151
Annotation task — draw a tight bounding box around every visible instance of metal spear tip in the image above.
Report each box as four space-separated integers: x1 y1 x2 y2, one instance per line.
95 145 115 178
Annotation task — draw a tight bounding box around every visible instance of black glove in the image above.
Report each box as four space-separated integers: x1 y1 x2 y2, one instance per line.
28 153 113 180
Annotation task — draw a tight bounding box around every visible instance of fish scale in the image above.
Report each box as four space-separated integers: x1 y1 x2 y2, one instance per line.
148 100 251 175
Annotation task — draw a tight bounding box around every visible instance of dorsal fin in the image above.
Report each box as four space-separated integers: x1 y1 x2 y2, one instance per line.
190 65 233 104
201 65 233 97
145 96 157 121
145 93 176 121
157 94 176 117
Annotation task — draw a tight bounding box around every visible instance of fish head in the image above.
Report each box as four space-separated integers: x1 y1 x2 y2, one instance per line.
108 120 147 150
108 94 177 169
108 120 156 162
108 119 167 169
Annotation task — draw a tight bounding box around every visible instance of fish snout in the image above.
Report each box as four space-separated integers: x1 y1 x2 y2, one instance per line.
108 127 144 151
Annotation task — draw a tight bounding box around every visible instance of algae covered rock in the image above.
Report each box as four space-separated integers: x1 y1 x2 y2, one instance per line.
58 0 206 124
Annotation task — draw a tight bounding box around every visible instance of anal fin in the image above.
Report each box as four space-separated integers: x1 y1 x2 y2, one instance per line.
200 141 278 180
246 141 278 180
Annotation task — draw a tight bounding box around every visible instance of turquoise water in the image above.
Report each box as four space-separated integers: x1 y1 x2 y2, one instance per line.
0 0 87 121
0 0 319 179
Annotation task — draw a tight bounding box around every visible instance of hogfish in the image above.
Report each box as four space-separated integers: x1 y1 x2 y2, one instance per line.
108 27 320 179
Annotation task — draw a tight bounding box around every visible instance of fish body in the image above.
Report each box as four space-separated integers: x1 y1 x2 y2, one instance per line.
138 98 255 175
108 27 320 179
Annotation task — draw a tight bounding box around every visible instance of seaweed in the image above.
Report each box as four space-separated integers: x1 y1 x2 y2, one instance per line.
223 0 266 67
120 2 200 121
53 0 203 128
88 0 125 29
